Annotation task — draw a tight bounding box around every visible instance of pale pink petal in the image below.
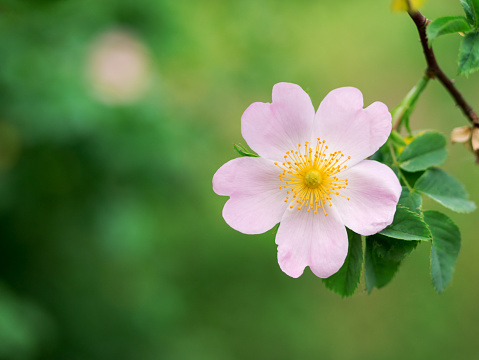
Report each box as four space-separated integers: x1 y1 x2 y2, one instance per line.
333 160 401 236
213 156 288 234
213 156 281 196
313 87 391 167
241 82 315 161
222 191 287 234
275 207 348 278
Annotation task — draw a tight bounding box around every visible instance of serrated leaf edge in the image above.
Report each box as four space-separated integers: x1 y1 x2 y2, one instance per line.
423 210 462 294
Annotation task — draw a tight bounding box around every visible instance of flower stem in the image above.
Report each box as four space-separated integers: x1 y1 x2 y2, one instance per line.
398 169 412 190
408 9 479 128
388 141 412 190
392 74 430 133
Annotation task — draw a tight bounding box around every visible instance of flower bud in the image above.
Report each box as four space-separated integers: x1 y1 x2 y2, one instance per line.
450 125 472 144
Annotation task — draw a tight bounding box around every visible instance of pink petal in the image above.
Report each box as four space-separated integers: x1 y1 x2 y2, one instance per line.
241 82 315 161
213 157 288 234
313 87 391 167
275 207 348 278
333 160 401 236
213 157 279 196
222 192 287 235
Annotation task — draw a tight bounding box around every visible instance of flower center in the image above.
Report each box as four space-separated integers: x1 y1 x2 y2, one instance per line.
304 170 322 188
274 138 350 216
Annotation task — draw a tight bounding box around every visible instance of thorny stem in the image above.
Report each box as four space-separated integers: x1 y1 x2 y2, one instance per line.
408 8 479 128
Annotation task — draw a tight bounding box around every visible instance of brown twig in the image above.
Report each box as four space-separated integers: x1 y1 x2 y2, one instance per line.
408 9 479 128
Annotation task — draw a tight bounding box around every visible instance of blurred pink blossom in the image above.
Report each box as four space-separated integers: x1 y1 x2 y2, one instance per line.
86 29 152 104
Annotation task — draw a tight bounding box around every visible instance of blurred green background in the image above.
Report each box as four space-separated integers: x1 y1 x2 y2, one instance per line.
0 0 478 359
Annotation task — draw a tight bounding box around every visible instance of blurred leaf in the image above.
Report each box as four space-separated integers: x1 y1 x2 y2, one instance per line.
365 234 418 292
0 284 54 360
234 143 258 157
415 168 476 213
323 229 363 298
427 16 471 42
458 30 479 77
461 0 479 27
424 211 461 293
398 131 447 172
391 0 426 12
379 205 431 241
398 186 422 213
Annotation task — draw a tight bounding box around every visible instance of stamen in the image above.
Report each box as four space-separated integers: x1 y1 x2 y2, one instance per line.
274 138 350 216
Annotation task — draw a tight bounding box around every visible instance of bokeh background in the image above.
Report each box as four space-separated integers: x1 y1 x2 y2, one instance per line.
0 0 478 359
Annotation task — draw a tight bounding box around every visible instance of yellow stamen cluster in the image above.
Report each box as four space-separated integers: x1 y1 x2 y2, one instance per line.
274 138 350 216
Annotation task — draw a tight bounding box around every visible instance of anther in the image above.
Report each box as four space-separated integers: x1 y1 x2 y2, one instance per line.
276 139 350 215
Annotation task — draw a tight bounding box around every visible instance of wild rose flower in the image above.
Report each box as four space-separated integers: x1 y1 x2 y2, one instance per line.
213 83 401 278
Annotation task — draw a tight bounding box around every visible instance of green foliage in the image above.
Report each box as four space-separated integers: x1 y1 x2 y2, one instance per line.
370 142 393 166
323 229 362 298
398 131 447 172
391 76 429 135
415 168 476 213
426 16 471 42
424 211 461 294
0 284 53 360
233 143 258 157
389 130 407 147
380 124 474 294
365 234 418 293
401 169 425 189
379 205 431 241
430 1 479 76
398 186 422 213
461 0 479 27
458 30 479 77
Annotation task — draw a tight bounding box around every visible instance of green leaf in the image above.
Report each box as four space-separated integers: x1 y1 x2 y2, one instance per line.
461 0 479 27
458 30 479 77
323 229 363 297
424 211 461 294
379 205 431 241
369 149 383 162
415 168 476 213
398 186 422 213
401 169 425 189
389 131 406 147
398 131 447 172
233 143 258 157
427 16 471 42
365 234 418 293
370 142 393 165
271 223 280 237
